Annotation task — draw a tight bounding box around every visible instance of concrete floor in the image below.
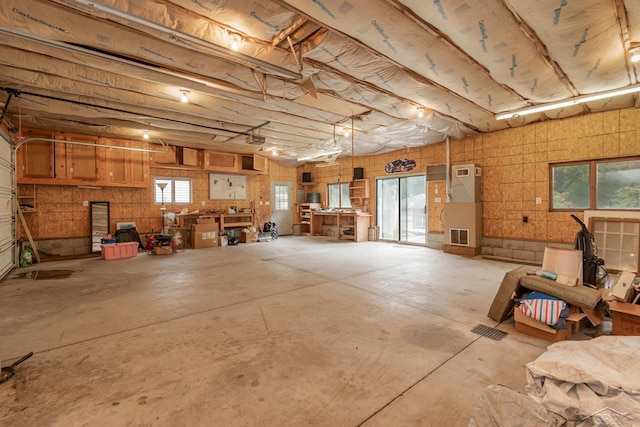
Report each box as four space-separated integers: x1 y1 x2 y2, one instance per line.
0 237 561 426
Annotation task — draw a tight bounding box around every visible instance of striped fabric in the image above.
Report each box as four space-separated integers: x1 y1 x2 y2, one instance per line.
518 292 567 327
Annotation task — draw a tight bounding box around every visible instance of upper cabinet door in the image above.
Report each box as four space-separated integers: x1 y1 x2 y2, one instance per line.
108 143 128 184
68 143 99 180
130 142 149 186
20 140 54 178
240 154 268 174
203 151 238 173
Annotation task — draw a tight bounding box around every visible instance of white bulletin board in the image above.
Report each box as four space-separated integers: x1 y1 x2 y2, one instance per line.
209 173 247 200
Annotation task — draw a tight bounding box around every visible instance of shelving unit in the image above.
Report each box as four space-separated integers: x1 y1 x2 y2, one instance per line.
349 179 369 204
17 184 37 213
310 211 372 242
337 212 370 241
299 202 321 235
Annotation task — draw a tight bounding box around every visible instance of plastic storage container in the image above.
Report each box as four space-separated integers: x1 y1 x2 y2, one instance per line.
101 242 139 260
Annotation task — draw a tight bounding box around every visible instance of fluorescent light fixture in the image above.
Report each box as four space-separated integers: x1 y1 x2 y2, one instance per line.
496 84 640 120
632 53 640 63
77 185 103 190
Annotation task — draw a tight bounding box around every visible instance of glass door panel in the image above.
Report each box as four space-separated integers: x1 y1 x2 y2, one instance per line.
402 175 426 243
377 178 399 240
377 175 426 244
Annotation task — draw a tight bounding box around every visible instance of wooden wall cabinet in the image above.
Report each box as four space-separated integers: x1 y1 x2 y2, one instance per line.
178 147 201 167
240 154 268 174
150 145 177 165
107 141 149 186
64 140 101 181
17 137 149 188
18 140 54 179
203 150 238 173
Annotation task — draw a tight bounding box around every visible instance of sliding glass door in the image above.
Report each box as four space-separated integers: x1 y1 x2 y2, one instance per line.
377 175 426 244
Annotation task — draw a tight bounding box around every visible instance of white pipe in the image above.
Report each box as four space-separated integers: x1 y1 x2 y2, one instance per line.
13 137 168 153
445 135 451 202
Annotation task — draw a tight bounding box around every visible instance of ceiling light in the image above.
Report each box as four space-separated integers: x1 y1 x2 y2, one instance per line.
631 48 640 63
343 129 349 137
495 84 640 120
417 107 424 118
180 90 189 103
143 131 149 140
230 33 242 52
271 148 278 156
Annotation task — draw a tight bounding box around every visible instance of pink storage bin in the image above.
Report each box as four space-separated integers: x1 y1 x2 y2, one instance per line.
101 242 139 260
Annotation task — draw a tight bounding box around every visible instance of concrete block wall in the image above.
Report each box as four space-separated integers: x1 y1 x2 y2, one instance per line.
481 238 575 265
33 238 92 258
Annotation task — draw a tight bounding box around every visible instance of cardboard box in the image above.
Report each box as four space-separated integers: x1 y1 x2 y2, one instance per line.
193 221 219 230
197 216 218 225
611 271 636 302
488 266 534 322
191 231 218 248
191 222 219 248
513 308 570 342
609 300 640 336
542 247 583 287
240 231 259 243
154 245 172 255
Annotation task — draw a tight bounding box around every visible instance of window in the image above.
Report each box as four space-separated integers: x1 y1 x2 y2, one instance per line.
273 184 289 211
592 218 640 273
327 183 351 209
551 158 640 210
155 177 192 204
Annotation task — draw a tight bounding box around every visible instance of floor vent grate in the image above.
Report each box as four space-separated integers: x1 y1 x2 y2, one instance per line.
471 324 507 341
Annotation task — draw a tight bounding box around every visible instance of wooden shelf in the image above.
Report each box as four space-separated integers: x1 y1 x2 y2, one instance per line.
349 179 369 202
298 202 321 235
17 184 37 213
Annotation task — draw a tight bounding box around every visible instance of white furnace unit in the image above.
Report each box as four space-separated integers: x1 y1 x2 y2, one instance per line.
450 164 482 203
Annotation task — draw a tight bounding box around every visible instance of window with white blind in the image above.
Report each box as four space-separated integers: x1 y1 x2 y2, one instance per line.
154 177 192 204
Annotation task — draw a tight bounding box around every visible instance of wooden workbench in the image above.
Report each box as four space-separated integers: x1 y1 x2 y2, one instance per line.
175 212 255 231
310 211 372 242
